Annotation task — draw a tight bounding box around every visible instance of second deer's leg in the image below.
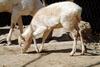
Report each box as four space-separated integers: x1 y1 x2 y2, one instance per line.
17 16 23 34
7 10 20 45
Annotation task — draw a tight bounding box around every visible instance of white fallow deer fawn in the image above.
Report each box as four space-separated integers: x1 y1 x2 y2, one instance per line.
18 1 86 56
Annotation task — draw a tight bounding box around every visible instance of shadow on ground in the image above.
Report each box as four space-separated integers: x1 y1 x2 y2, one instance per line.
0 28 9 35
36 34 73 43
22 48 100 67
0 34 72 46
22 53 50 67
87 62 100 67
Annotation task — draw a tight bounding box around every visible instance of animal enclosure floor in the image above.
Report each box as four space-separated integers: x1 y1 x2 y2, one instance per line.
0 42 100 67
0 26 100 67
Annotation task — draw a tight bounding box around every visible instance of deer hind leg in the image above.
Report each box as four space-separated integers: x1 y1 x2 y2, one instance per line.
60 15 77 55
79 30 85 55
69 30 78 56
61 22 78 56
39 28 53 52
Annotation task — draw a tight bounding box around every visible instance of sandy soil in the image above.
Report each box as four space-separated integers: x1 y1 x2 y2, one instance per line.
0 26 100 67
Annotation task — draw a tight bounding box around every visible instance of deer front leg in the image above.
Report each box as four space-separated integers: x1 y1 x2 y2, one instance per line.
7 28 14 45
17 16 23 34
33 26 47 53
39 29 52 52
7 11 20 45
33 36 39 53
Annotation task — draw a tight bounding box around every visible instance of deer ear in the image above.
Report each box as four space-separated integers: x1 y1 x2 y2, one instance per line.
19 35 25 41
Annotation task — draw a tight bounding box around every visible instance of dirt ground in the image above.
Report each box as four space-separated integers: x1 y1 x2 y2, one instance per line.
0 26 100 67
